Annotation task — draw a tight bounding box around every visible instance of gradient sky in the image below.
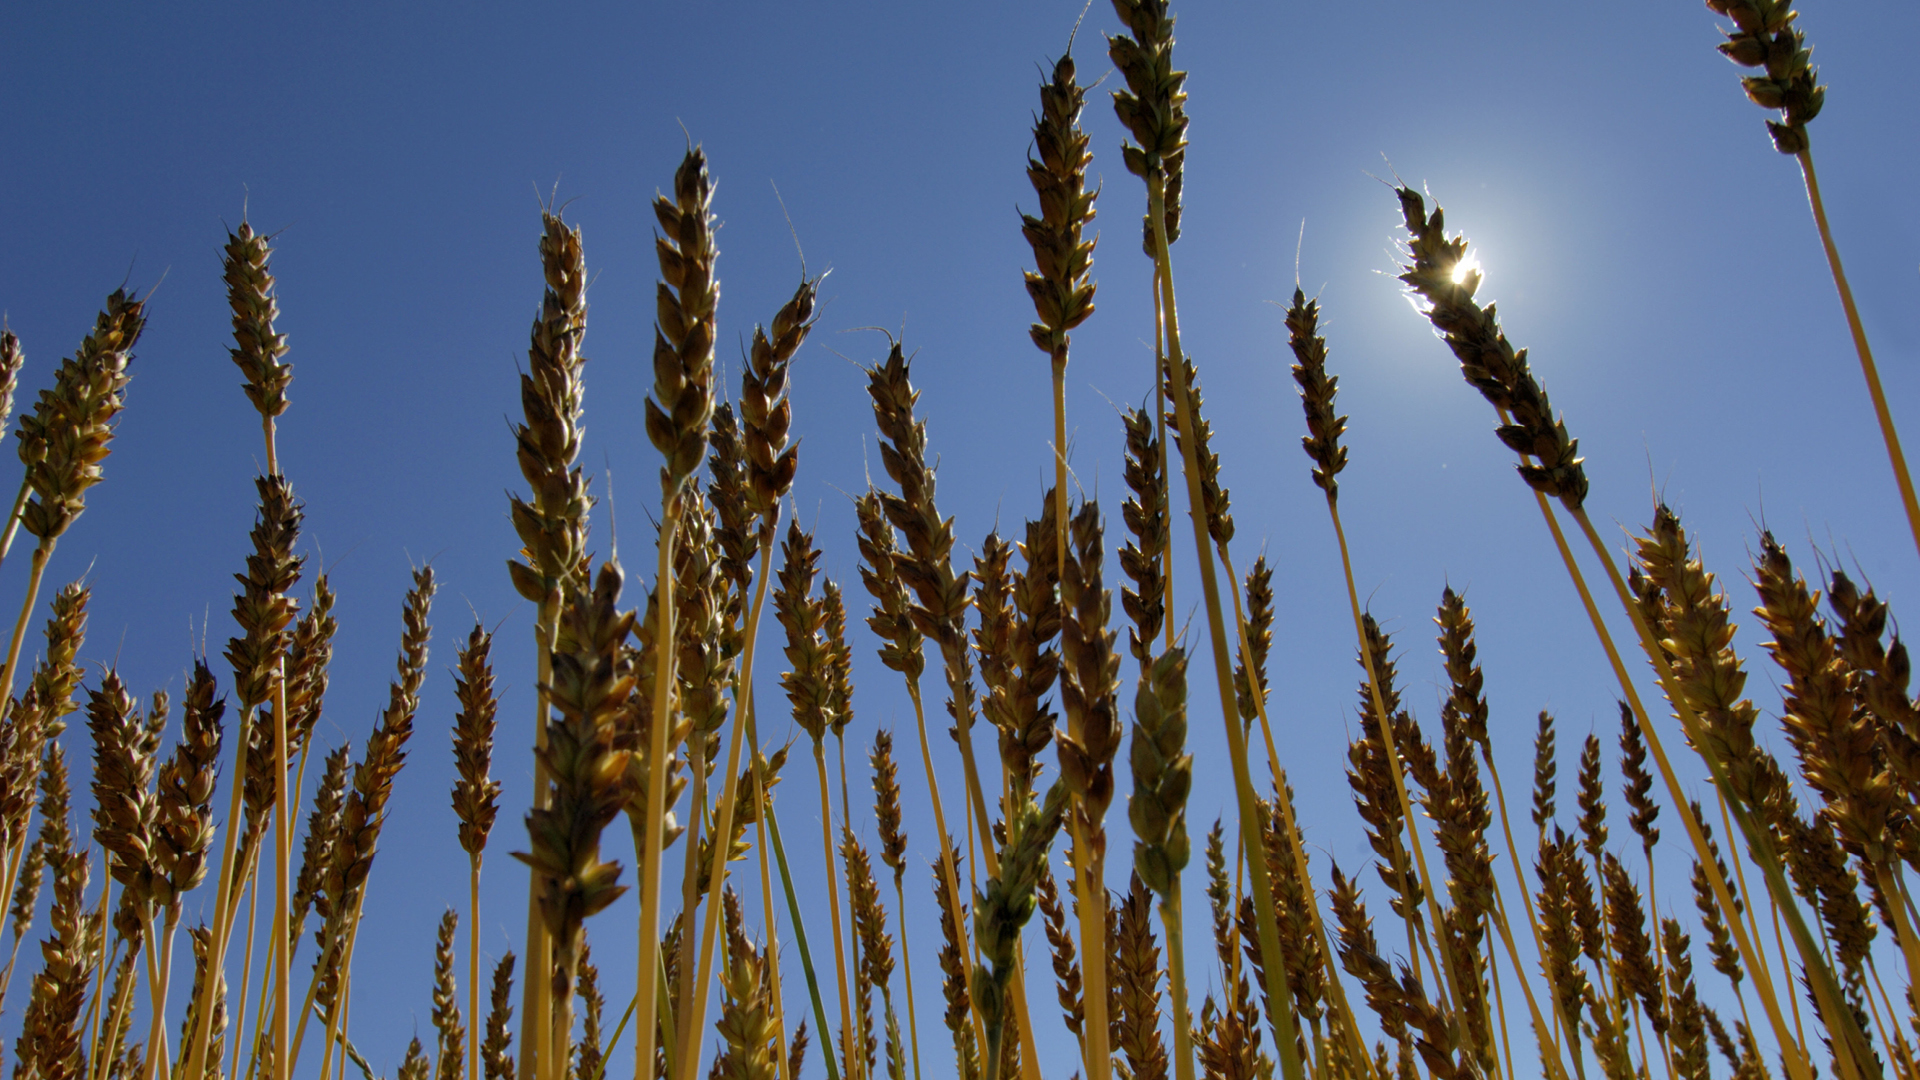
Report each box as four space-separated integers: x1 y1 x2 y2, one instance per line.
3 1 1918 1077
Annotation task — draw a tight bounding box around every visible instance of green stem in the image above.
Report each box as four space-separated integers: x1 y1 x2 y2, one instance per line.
1159 887 1196 1080
766 784 842 1080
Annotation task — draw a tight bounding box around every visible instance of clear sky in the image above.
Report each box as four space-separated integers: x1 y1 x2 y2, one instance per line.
2 1 1917 1077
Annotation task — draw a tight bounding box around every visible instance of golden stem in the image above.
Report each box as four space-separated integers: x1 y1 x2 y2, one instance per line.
815 742 859 1080
683 542 775 1080
634 497 686 1080
520 600 557 1080
1146 167 1303 1080
1794 149 1920 564
893 877 924 1080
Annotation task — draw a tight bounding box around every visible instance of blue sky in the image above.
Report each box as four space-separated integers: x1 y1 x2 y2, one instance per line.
3 1 1918 1076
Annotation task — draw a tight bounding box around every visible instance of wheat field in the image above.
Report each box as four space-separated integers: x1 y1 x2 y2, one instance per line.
0 3 1917 1080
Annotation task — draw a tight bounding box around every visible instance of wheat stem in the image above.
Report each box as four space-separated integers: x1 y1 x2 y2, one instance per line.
814 743 859 1080
687 542 775 1080
764 771 841 1080
1147 169 1304 1080
183 636 256 1080
892 876 924 1080
633 500 686 1080
272 669 292 1080
519 604 556 1080
1558 504 1836 1080
0 476 29 570
1158 886 1197 1080
469 858 482 1080
1325 500 1470 1023
1795 149 1920 564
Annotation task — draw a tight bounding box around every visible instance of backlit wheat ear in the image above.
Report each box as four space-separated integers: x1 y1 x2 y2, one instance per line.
1394 188 1586 510
1703 0 1823 154
1285 288 1347 501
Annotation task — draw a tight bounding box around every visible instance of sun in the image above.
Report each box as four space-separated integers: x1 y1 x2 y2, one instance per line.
1450 254 1482 285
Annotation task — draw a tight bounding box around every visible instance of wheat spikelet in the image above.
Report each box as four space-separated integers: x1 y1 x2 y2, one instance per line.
1633 503 1815 940
706 404 755 608
1159 355 1231 547
870 732 906 881
1662 920 1712 1080
1118 409 1166 667
292 743 349 945
740 277 816 543
971 783 1067 1080
1575 735 1607 868
1057 500 1120 850
713 907 780 1080
981 496 1060 801
1533 830 1590 1042
1617 703 1659 855
1345 619 1424 929
1752 535 1903 878
432 909 465 1080
1600 855 1667 1038
483 954 517 1080
788 1021 809 1080
1128 647 1190 901
1022 49 1098 366
1262 779 1327 1031
521 560 634 1019
86 670 158 907
1231 560 1272 730
0 329 24 435
451 625 502 860
223 221 293 423
178 925 226 1080
573 943 603 1080
776 523 833 745
1688 802 1744 990
1394 189 1586 508
1703 0 1824 154
1107 0 1187 249
16 289 144 543
647 147 720 495
507 210 591 605
1530 712 1557 836
13 746 96 1080
327 566 435 907
154 661 223 911
1034 863 1082 1038
695 746 786 896
400 1038 430 1080
1112 875 1168 1080
1285 287 1348 500
930 842 978 1080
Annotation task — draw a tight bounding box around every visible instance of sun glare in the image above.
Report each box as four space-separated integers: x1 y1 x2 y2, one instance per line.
1451 254 1482 285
